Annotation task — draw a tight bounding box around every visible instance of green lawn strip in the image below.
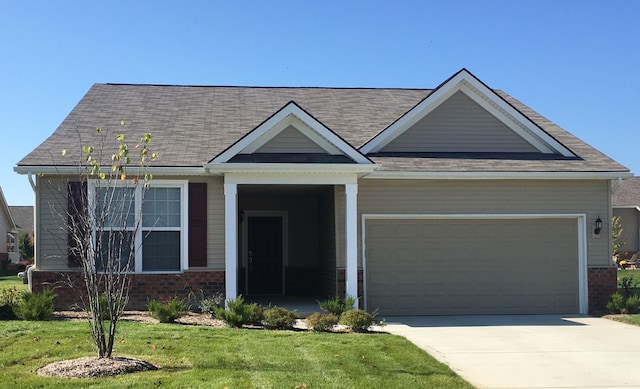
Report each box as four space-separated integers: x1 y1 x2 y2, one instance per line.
0 269 28 292
0 320 473 388
610 315 640 326
618 269 640 285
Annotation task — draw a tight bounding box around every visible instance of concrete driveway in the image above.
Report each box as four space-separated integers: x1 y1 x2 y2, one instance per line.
383 315 640 389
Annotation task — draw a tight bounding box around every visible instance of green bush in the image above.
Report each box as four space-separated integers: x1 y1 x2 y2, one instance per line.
263 307 297 330
94 294 126 321
198 292 225 316
147 298 189 323
305 312 339 332
214 295 264 328
619 276 640 298
0 287 21 320
14 289 56 321
339 309 373 333
318 295 357 317
607 292 640 314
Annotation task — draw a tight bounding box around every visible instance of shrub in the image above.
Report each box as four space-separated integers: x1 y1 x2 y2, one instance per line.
0 287 21 320
147 298 189 323
263 307 297 330
619 276 640 298
14 289 56 321
198 292 225 317
339 309 373 333
607 292 640 314
318 295 357 317
94 294 126 321
306 312 339 332
214 295 264 328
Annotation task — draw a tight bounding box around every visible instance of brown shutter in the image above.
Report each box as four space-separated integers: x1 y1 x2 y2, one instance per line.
67 181 87 267
188 182 207 267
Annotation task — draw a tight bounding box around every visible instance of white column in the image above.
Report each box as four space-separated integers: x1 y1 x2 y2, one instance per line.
345 183 358 307
224 182 238 304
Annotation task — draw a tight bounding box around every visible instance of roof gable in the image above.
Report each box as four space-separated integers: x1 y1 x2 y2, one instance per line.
210 101 371 164
360 69 575 157
380 90 540 153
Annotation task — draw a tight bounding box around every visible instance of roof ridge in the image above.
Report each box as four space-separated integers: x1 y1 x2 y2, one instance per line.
101 83 432 91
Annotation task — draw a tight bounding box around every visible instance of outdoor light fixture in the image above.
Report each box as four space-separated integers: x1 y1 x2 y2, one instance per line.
594 217 603 235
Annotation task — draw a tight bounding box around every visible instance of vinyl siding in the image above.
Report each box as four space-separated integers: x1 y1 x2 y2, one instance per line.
613 207 640 253
254 125 326 154
381 91 539 153
197 176 225 270
356 179 610 267
36 176 70 271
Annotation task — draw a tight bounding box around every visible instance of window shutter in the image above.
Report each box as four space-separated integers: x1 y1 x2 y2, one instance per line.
67 181 87 267
188 182 207 267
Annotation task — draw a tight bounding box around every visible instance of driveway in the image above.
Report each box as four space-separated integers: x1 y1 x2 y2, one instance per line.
383 315 640 388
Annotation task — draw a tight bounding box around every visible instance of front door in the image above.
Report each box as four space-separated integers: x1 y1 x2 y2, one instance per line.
247 216 284 295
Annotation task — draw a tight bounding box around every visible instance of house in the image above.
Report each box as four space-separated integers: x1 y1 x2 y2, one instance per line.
0 187 19 266
8 205 34 261
14 69 632 315
613 177 640 256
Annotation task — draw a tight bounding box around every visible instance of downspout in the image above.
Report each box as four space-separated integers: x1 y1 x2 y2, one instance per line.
612 176 623 193
27 172 37 286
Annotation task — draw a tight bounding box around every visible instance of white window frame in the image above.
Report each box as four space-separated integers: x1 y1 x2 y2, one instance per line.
89 179 189 273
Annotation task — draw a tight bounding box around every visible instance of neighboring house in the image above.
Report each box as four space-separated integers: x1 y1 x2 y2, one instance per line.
613 177 640 255
14 69 632 315
0 187 18 265
8 205 34 261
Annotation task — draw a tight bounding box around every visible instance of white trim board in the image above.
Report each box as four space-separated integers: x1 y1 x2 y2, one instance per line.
361 213 588 315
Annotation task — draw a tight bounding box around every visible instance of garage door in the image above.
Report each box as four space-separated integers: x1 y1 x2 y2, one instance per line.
365 218 579 315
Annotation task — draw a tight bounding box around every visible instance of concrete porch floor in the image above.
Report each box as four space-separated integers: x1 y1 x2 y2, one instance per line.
245 296 323 318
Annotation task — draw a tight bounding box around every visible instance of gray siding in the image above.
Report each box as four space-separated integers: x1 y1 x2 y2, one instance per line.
255 125 326 154
37 176 70 271
613 207 640 253
356 179 610 267
381 91 538 153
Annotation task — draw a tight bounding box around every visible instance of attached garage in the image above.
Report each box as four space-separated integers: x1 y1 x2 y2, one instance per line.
364 216 586 315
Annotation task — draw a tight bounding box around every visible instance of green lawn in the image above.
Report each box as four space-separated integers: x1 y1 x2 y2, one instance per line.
0 269 28 292
617 269 640 284
0 320 474 388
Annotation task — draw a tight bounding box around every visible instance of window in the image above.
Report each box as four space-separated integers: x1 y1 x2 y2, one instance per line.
91 180 187 273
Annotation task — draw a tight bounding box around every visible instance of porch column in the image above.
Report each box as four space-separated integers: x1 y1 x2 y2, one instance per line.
224 182 238 303
345 183 358 307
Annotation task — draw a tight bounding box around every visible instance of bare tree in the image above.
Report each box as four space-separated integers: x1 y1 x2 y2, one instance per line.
63 124 157 358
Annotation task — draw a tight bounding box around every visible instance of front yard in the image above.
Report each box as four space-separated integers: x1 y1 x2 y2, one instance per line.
0 320 473 388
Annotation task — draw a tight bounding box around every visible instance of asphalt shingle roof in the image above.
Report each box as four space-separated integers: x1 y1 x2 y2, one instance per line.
17 83 629 174
613 177 640 206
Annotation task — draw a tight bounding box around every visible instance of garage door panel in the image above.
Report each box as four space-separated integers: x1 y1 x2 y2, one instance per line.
366 218 580 315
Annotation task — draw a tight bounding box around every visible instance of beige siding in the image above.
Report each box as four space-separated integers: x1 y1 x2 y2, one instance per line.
200 176 225 270
613 208 640 253
255 125 326 153
357 179 610 267
381 91 538 153
37 176 70 271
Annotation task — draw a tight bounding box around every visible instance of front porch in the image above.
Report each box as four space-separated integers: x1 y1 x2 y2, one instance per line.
224 176 361 306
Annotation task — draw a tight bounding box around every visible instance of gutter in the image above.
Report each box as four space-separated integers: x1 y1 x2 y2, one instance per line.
365 171 634 180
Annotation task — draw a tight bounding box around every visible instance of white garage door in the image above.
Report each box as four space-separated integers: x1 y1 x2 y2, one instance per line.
365 217 580 315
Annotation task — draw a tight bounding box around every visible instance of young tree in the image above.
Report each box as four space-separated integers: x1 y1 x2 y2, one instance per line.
18 232 34 261
612 215 626 258
63 123 157 358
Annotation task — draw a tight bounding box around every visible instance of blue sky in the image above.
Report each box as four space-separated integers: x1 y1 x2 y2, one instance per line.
1 1 638 205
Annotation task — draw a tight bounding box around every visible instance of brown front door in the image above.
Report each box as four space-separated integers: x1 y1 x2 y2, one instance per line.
247 216 283 295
